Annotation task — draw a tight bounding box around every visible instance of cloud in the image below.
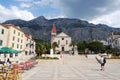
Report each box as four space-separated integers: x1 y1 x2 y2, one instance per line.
17 0 53 8
52 0 111 19
0 4 35 22
34 0 53 6
15 0 33 2
20 3 32 8
10 0 120 27
49 0 120 27
53 0 120 20
90 10 120 28
46 15 65 19
15 0 120 20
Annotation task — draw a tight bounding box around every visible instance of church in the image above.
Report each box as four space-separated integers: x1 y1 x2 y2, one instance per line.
51 24 72 53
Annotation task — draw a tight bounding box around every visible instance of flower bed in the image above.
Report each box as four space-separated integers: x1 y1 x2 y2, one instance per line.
39 56 59 60
107 56 120 59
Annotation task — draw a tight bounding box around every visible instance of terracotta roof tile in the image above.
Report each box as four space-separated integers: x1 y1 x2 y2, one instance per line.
3 24 24 33
113 32 120 35
51 24 56 33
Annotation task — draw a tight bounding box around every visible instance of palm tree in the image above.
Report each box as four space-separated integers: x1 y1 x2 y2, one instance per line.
51 42 58 54
43 42 51 54
36 43 42 58
69 41 76 55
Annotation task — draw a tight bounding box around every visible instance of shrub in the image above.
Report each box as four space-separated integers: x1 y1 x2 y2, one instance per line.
39 56 59 60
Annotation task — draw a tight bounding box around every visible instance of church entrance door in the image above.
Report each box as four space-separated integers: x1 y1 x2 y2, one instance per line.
62 47 64 51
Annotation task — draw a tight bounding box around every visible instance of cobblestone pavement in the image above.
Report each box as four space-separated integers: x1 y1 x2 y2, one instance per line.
22 54 120 80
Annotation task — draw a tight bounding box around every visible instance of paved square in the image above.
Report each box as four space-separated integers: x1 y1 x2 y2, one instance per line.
22 55 120 80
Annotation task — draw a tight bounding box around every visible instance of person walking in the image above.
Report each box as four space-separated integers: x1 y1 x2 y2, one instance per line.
100 55 106 71
7 58 11 64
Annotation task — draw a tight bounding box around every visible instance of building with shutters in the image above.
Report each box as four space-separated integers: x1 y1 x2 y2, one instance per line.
0 24 36 62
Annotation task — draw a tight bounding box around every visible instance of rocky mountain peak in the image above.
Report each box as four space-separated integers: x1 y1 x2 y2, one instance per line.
30 16 47 21
3 16 120 42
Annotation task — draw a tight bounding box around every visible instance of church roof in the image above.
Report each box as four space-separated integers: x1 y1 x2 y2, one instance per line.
51 24 56 33
56 32 70 37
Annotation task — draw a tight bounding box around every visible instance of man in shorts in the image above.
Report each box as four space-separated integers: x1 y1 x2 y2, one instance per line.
100 55 106 71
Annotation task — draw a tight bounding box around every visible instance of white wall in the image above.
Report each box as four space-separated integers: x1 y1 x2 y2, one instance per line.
0 25 9 48
0 25 9 61
0 24 36 62
52 32 72 52
54 37 72 51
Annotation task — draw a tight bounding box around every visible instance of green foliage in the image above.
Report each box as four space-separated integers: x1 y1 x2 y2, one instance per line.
77 41 88 52
34 39 46 43
69 41 77 54
30 57 36 60
69 41 76 47
35 39 51 57
56 51 60 54
106 48 116 54
51 42 58 49
77 41 120 55
51 42 58 54
35 39 119 56
39 56 59 60
115 52 120 56
78 41 106 54
87 41 105 53
106 46 118 56
30 56 59 60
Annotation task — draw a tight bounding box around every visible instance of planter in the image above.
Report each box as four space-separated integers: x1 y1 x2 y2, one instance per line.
108 54 112 58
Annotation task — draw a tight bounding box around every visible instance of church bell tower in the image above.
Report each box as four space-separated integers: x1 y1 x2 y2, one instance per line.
51 24 57 42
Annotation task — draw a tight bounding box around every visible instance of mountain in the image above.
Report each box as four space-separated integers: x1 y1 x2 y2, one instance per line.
3 16 120 42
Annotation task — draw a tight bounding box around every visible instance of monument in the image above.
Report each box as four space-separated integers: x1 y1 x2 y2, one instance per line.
74 45 78 55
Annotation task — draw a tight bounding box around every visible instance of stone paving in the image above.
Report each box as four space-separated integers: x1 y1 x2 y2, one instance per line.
22 54 120 80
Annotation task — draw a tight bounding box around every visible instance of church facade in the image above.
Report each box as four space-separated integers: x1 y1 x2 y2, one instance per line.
51 24 72 53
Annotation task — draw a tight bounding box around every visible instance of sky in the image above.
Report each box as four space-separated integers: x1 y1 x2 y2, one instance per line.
0 0 120 28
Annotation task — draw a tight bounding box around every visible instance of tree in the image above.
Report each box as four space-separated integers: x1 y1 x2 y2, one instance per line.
35 39 51 58
69 41 76 54
36 42 49 58
106 45 118 55
42 42 51 54
35 43 42 58
51 42 58 54
77 41 88 53
87 41 105 54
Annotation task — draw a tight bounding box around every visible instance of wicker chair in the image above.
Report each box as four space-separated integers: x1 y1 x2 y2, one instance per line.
5 69 14 80
0 72 4 80
17 68 22 80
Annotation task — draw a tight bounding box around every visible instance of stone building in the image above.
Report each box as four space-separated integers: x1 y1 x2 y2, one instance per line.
51 24 72 53
107 32 120 50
